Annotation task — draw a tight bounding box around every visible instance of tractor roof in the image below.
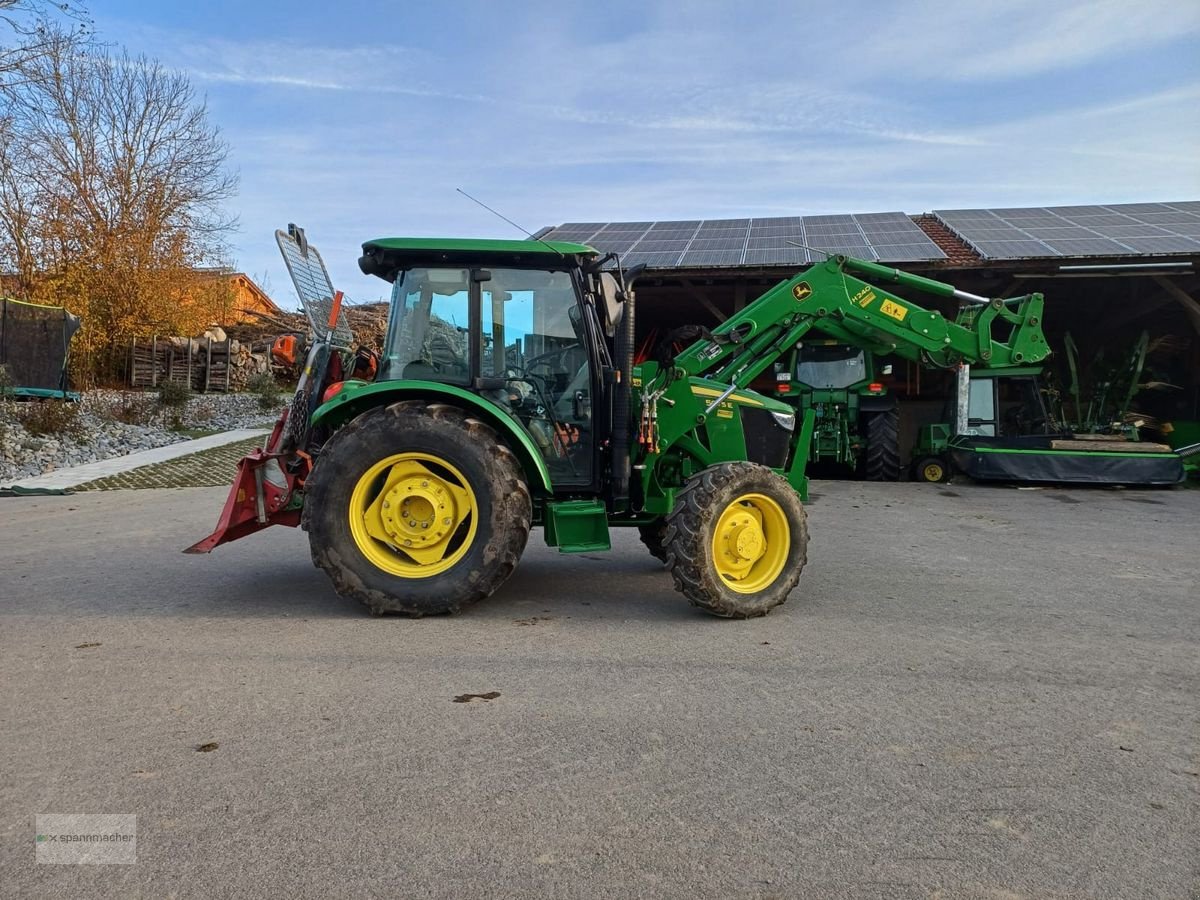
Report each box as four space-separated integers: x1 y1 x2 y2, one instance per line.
358 237 598 280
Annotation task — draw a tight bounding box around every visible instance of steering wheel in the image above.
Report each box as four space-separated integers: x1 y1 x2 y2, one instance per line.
524 343 582 379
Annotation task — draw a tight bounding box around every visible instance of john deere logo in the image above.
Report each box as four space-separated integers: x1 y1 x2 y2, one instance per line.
792 282 812 301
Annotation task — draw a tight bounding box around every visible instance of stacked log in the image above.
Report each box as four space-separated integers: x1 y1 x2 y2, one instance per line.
129 330 272 392
128 299 390 391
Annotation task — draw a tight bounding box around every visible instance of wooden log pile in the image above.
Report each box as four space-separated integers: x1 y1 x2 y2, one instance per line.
128 300 390 391
128 327 272 392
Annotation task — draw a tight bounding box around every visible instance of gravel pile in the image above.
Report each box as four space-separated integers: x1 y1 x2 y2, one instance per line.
0 391 280 483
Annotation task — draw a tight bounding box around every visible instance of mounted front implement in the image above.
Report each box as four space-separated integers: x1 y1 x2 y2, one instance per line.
185 226 351 553
189 227 1064 618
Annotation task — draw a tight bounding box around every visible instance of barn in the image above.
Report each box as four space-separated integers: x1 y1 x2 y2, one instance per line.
538 201 1200 461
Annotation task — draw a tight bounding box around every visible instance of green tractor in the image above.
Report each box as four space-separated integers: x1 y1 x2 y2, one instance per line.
188 226 1053 618
771 340 900 481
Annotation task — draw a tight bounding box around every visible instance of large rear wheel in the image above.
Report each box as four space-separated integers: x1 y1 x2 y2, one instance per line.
663 462 808 618
863 407 901 481
303 401 531 615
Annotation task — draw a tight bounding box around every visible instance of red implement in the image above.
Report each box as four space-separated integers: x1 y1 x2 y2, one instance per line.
183 411 310 554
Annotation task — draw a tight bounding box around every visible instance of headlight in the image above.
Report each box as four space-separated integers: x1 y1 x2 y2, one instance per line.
770 410 795 431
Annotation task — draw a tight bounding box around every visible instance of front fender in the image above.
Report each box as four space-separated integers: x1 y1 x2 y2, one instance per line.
312 380 553 494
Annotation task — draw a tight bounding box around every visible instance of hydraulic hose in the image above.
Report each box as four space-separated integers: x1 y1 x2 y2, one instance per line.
611 282 637 502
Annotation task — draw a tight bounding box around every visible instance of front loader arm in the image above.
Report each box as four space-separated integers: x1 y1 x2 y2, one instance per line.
662 255 1050 397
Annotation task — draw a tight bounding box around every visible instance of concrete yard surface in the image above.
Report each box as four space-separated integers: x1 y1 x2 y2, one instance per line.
0 482 1197 898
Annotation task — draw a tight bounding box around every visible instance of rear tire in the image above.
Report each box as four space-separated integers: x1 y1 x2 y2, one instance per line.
303 401 531 616
863 407 901 481
638 521 669 564
663 462 808 618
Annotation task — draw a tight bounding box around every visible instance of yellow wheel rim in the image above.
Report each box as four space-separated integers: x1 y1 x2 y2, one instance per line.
348 452 478 579
922 461 945 482
711 492 790 594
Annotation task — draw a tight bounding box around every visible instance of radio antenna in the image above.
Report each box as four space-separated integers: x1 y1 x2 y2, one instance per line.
785 239 834 259
456 187 564 257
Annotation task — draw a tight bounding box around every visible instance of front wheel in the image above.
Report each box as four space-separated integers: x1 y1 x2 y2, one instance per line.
303 401 532 615
913 455 949 483
663 462 808 618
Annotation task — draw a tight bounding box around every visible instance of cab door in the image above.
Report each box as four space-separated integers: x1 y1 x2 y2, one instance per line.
478 268 595 487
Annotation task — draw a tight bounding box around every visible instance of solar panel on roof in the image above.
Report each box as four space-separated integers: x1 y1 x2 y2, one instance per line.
856 212 912 222
875 244 948 261
803 215 856 225
1115 236 1200 253
592 239 638 253
969 240 1056 257
1128 211 1200 225
623 251 686 266
688 238 745 251
678 251 747 266
1088 225 1173 239
1061 214 1134 226
1039 238 1131 255
748 225 806 238
934 203 1200 258
743 249 811 265
541 210 940 268
1104 203 1170 214
631 240 690 252
746 237 803 250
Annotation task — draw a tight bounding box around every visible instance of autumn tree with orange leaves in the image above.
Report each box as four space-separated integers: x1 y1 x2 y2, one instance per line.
0 3 238 384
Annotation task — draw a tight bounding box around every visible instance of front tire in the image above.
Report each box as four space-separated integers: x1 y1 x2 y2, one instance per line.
303 401 531 616
663 462 808 618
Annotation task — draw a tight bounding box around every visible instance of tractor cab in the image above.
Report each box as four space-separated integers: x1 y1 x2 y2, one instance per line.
355 238 617 488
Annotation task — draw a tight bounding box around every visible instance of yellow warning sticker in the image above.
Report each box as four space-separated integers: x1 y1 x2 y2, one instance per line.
879 299 908 321
792 282 812 301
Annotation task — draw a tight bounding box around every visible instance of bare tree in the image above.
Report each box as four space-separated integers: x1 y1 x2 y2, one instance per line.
0 1 90 82
0 38 238 383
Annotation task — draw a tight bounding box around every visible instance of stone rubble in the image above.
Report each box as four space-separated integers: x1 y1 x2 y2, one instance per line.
0 390 281 483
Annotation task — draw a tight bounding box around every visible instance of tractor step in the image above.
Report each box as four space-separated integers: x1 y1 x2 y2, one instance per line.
543 500 611 553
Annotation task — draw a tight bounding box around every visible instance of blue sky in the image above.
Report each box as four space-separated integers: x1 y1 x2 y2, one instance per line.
93 0 1200 307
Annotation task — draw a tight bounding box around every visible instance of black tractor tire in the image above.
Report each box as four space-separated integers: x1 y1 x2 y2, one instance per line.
913 455 950 483
303 401 532 616
637 521 669 564
663 462 808 618
863 407 901 482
